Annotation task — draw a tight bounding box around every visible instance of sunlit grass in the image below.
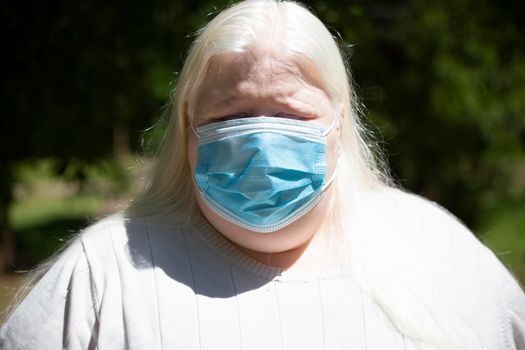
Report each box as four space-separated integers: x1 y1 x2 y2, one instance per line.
2 160 118 319
10 194 102 232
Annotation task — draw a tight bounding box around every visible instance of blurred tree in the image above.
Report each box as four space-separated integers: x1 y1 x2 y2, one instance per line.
312 0 525 225
0 0 230 271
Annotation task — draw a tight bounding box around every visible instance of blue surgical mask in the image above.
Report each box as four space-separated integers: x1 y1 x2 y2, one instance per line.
192 116 337 233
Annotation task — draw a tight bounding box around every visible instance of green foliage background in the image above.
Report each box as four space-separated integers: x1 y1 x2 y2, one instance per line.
1 0 524 281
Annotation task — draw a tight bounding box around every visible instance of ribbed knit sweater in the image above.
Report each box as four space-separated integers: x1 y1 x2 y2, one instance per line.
1 190 524 349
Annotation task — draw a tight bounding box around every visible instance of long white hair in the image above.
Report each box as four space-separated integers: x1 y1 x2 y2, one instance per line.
128 1 484 348
129 0 387 220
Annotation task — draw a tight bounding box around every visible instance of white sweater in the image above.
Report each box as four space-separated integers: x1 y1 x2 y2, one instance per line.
1 190 524 349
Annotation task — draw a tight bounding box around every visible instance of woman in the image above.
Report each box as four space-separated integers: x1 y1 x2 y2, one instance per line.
2 1 524 349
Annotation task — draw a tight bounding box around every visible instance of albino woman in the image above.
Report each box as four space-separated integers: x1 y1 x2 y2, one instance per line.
2 1 524 349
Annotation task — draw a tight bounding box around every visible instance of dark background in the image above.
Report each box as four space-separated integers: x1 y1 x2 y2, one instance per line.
1 0 524 285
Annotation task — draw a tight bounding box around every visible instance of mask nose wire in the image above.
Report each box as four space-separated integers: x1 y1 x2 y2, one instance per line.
192 111 341 138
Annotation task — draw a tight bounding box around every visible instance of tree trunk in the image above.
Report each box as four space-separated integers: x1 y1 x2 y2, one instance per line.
113 123 130 159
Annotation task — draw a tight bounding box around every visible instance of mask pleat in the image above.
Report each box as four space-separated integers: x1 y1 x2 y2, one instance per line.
194 116 333 232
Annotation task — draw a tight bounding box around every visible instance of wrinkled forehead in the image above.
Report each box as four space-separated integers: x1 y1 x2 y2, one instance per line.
206 51 303 84
187 49 331 119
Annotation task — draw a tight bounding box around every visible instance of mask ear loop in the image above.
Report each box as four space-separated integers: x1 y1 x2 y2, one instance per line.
322 119 336 137
190 122 201 138
320 111 343 191
322 112 343 137
322 165 338 191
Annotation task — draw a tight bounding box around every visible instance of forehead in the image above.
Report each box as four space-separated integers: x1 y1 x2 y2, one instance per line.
204 50 309 86
190 50 331 121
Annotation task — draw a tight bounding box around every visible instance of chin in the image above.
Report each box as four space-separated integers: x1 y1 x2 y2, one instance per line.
198 200 321 254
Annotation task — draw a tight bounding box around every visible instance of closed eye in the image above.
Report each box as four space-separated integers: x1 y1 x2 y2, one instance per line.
274 112 306 120
215 112 252 122
213 111 307 123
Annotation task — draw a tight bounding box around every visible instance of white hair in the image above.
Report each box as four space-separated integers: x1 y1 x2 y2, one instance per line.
128 1 482 348
130 0 387 219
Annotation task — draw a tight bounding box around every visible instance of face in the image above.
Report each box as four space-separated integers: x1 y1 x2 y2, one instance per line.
187 49 341 254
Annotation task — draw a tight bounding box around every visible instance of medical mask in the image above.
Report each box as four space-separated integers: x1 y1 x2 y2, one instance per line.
192 116 337 233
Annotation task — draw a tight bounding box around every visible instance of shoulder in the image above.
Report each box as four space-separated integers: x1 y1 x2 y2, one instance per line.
78 213 191 276
368 186 523 302
80 212 129 244
361 187 525 347
0 225 102 348
68 213 131 276
79 213 183 257
368 187 488 249
368 186 465 226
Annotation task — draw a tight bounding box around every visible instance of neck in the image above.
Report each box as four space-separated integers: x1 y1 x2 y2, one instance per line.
229 225 339 271
234 238 312 270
